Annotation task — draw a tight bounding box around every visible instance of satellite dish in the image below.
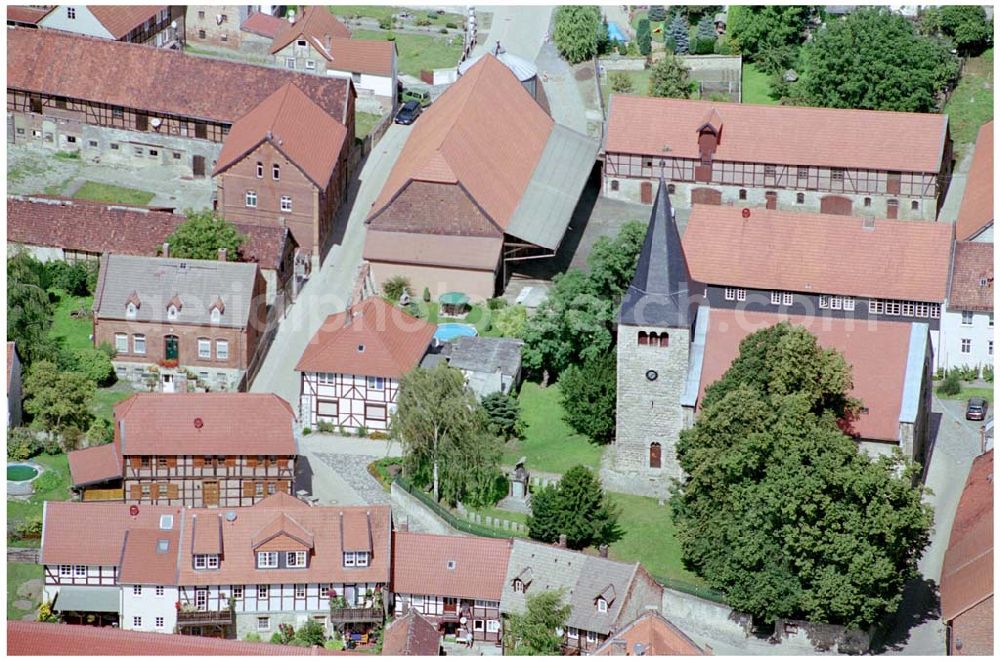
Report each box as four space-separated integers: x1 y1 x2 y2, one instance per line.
129 505 140 517
225 511 238 522
459 616 467 625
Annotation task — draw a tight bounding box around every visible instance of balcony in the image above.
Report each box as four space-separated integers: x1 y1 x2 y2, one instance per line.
176 607 234 626
329 606 383 623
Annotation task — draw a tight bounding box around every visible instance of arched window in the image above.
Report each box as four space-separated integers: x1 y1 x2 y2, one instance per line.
649 443 662 469
637 331 649 346
796 192 805 204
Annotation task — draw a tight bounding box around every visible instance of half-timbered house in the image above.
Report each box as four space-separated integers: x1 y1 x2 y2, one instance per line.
36 6 184 47
604 96 952 220
67 392 298 506
296 297 436 432
391 532 511 644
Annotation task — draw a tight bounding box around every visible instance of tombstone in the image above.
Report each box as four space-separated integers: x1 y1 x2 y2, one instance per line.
508 457 530 501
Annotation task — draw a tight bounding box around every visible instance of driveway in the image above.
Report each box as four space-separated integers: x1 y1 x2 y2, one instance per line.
473 5 553 61
249 124 412 406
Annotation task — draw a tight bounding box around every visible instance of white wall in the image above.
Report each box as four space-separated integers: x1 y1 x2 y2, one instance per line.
38 6 114 39
939 309 993 372
300 371 397 430
121 584 179 632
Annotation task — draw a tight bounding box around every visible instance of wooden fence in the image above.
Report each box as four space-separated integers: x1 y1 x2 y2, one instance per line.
82 487 124 502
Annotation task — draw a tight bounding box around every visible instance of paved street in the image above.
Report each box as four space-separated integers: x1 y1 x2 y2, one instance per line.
249 124 412 406
473 5 553 62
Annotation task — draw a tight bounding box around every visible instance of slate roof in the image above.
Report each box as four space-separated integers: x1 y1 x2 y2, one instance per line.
213 82 348 189
619 179 696 328
7 28 351 126
442 336 523 377
956 121 994 241
682 205 954 302
295 297 436 378
593 609 707 656
948 242 994 313
93 254 259 328
606 95 949 173
7 196 295 271
391 532 513 602
381 609 442 656
8 622 351 656
500 540 640 635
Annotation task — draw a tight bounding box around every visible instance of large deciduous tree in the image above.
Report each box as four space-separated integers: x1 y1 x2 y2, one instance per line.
794 7 959 113
553 5 602 64
586 221 647 299
671 322 933 629
23 360 95 436
163 210 247 261
7 251 57 367
648 52 693 99
527 465 622 550
505 590 572 655
935 5 992 56
726 5 812 73
558 353 616 444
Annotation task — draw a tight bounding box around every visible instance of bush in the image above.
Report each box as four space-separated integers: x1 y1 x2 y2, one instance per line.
439 27 448 34
423 287 431 303
609 70 634 94
490 304 528 338
618 40 629 56
694 36 717 54
15 516 42 540
32 468 63 494
369 430 390 440
73 348 115 386
42 434 64 456
324 639 345 651
357 425 369 438
937 372 961 396
316 420 337 434
487 297 508 311
45 261 95 296
270 632 286 645
648 6 667 22
445 21 458 29
416 17 431 26
291 621 327 647
382 275 412 303
714 37 733 54
302 427 312 435
244 633 262 642
86 418 114 446
984 364 994 383
7 427 42 461
378 16 393 30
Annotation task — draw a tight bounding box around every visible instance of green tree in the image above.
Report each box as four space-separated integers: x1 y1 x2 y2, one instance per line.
86 417 114 446
938 5 992 55
648 6 667 23
481 391 523 440
794 7 959 112
382 275 411 303
587 221 647 298
7 251 57 367
694 14 718 54
671 323 933 628
608 71 634 94
726 5 811 73
667 11 690 54
291 621 327 647
553 5 602 64
558 353 616 444
505 590 572 655
648 52 693 98
163 210 247 261
527 465 622 550
490 304 528 338
71 348 115 386
636 17 652 56
23 360 95 435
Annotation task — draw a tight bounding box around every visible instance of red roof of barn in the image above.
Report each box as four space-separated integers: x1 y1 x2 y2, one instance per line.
381 609 442 656
270 6 350 53
213 82 348 189
68 442 122 487
295 297 436 378
682 206 953 302
241 11 287 39
391 532 513 602
322 37 396 77
114 393 297 457
84 5 167 39
606 96 949 173
696 308 917 442
956 121 994 241
6 5 50 25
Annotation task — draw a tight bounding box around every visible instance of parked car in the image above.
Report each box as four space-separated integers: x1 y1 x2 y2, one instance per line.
399 88 432 107
966 397 988 421
394 100 422 125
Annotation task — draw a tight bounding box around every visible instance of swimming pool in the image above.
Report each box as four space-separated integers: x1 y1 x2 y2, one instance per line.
607 22 628 43
7 464 38 482
434 323 478 343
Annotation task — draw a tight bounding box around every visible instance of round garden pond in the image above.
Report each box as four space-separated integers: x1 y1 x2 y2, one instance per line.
7 461 43 497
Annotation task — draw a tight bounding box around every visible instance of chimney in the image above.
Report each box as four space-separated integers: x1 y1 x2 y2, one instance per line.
599 544 609 558
217 247 227 262
557 534 567 548
162 242 170 257
398 520 409 533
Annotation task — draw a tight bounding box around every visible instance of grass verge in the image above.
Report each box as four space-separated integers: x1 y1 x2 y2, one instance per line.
938 385 994 406
48 289 94 353
72 181 155 206
356 111 384 140
502 383 603 474
944 48 994 153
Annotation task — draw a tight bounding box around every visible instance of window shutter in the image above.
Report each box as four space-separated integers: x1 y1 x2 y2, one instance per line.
130 484 142 500
167 484 179 499
193 456 205 468
166 456 177 468
151 484 161 500
225 456 237 468
242 481 256 498
277 456 289 468
277 480 290 493
247 456 258 468
130 456 141 469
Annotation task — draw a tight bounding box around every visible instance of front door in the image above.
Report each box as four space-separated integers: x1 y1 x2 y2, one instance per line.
164 335 179 361
161 373 174 393
203 481 219 507
640 181 653 204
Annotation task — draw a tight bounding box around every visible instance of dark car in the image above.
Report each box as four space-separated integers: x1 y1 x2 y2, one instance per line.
394 100 422 125
966 397 988 421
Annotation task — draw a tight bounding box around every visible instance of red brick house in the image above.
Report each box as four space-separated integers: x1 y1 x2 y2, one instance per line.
213 82 351 262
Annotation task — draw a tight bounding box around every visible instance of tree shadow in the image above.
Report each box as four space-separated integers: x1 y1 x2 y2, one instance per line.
869 576 941 653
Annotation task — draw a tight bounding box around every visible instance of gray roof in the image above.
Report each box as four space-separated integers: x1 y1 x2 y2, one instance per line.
53 586 120 613
507 124 599 251
500 539 638 634
443 336 523 377
899 323 929 424
94 254 259 328
618 179 696 328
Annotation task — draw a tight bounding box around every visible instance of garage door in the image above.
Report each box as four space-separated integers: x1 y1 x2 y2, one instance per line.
691 188 722 205
820 195 853 216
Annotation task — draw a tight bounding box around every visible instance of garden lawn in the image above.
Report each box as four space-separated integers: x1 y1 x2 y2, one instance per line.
330 5 464 27
356 111 384 140
741 62 777 105
91 383 136 423
502 383 603 474
352 29 464 78
72 181 155 206
7 562 42 620
605 491 707 587
7 453 72 533
603 68 652 107
939 385 994 406
944 49 994 152
48 289 94 352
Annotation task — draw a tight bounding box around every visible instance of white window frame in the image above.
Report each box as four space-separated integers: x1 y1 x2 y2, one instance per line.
155 585 164 596
167 305 178 321
770 290 783 306
133 334 146 355
487 619 501 633
256 162 263 178
597 597 608 613
74 565 86 577
366 376 385 391
258 585 269 600
305 59 316 70
735 288 746 301
724 287 736 301
280 195 292 212
990 340 994 356
272 164 281 180
901 301 915 317
286 551 306 568
193 554 208 570
930 303 941 319
133 585 142 595
216 340 229 361
782 291 793 306
67 7 76 19
318 372 335 385
344 552 356 567
206 555 219 569
843 296 855 311
245 190 257 208
133 616 142 627
232 586 244 599
962 310 974 326
126 303 137 319
355 551 370 567
257 616 271 631
869 299 883 314
285 57 296 69
155 616 165 629
567 626 579 639
295 584 307 599
258 552 278 569
961 338 972 354
115 333 128 353
59 565 72 577
915 302 929 317
819 295 829 309
210 307 221 324
198 338 211 360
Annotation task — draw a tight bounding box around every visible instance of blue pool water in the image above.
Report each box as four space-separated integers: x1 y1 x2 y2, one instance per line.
608 22 628 43
434 323 478 343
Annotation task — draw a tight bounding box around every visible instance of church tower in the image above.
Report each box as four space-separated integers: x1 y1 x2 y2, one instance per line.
613 179 697 485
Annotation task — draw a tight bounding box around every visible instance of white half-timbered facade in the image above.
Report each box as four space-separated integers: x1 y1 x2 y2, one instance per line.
299 371 398 431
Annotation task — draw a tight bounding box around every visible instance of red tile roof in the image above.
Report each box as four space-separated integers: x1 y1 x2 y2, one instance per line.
369 54 553 231
7 28 351 126
41 501 180 566
606 96 949 173
68 442 122 487
191 512 223 555
213 82 348 189
86 5 166 39
7 621 349 656
948 242 994 313
8 196 296 271
363 230 503 271
391 532 513 601
114 393 297 457
683 206 953 302
241 11 287 39
381 609 442 656
270 6 350 54
295 297 436 378
252 512 316 550
6 5 49 25
697 309 916 442
593 609 707 656
119 526 181 585
941 451 994 626
323 37 396 77
956 121 994 241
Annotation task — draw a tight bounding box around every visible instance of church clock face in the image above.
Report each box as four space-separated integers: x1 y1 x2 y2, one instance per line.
645 369 658 381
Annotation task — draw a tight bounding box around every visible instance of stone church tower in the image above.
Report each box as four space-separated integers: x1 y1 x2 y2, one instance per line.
611 179 697 490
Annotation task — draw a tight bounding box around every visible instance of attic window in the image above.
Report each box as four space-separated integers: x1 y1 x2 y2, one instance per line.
447 560 457 570
126 303 137 318
211 307 221 323
157 539 169 554
597 598 608 613
297 39 307 47
357 345 365 353
513 579 524 592
167 305 178 320
159 515 174 530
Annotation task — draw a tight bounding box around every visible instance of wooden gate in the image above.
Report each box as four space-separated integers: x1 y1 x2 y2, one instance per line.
649 443 662 469
192 155 206 177
640 181 653 204
203 481 219 507
691 187 722 205
820 195 853 216
887 199 899 219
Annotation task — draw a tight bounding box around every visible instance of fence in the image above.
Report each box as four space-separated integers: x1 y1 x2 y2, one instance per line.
394 476 524 538
357 112 394 159
7 547 40 564
653 574 726 604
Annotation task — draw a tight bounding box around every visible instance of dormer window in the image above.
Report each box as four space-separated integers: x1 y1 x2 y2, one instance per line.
211 307 221 323
597 598 608 613
126 291 141 318
286 551 306 568
127 303 137 318
513 579 524 593
343 551 369 567
257 552 278 568
194 554 219 570
356 551 369 567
